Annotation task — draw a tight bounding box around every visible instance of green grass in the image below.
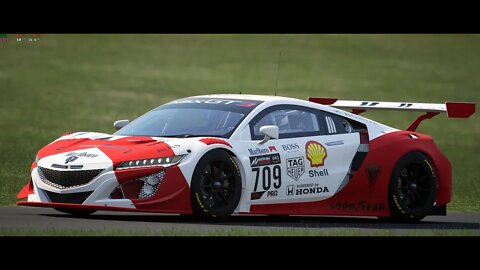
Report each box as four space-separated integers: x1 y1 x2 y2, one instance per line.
0 34 479 209
1 227 479 236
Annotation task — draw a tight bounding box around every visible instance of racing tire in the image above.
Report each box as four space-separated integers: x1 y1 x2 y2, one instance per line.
54 208 97 216
190 149 242 221
384 151 437 223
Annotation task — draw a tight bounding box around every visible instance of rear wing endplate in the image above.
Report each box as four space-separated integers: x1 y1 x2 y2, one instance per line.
309 97 476 131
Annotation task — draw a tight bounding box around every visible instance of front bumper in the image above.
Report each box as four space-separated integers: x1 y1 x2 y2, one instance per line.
17 201 190 214
17 165 192 214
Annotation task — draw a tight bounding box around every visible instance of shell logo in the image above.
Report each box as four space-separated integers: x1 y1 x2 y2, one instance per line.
305 141 327 167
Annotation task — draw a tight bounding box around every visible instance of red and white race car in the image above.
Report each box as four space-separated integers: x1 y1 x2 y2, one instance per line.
17 94 476 222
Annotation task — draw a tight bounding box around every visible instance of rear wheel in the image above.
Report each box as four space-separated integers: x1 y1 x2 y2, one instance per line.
190 149 242 220
383 152 437 223
54 208 96 216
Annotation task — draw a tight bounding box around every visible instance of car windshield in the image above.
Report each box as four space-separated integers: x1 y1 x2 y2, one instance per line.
114 98 262 138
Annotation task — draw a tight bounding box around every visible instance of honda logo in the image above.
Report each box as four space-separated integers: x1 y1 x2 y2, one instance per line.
287 185 295 196
65 156 78 164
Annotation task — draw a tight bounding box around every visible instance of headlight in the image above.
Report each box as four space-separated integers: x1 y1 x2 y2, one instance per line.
116 154 186 170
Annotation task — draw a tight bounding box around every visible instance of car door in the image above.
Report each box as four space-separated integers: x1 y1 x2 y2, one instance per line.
238 105 360 205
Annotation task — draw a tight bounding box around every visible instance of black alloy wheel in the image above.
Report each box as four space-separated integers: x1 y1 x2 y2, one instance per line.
383 151 437 223
190 149 242 220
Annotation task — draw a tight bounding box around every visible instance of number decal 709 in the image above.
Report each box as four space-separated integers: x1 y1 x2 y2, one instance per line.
252 165 281 192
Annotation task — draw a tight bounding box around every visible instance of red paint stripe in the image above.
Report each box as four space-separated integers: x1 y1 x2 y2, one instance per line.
308 97 338 105
199 138 232 148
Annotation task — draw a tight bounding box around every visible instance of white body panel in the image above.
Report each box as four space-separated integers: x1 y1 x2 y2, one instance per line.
231 133 359 206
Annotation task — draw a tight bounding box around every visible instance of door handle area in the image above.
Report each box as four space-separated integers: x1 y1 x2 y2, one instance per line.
325 140 344 146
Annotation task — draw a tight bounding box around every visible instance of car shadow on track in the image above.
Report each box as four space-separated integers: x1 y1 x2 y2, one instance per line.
42 213 480 230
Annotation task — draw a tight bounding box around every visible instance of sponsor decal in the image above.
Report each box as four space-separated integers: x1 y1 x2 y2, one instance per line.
250 190 278 201
171 99 259 107
286 157 305 181
251 190 277 200
65 152 99 158
366 164 380 186
252 165 282 193
305 141 327 167
157 144 181 153
238 102 257 107
295 186 329 195
250 191 265 200
64 156 78 164
287 185 295 196
248 147 270 155
330 201 385 211
266 190 278 197
251 156 271 167
268 146 278 152
286 183 329 196
199 138 232 148
250 154 281 167
63 151 99 164
308 168 329 178
282 143 300 152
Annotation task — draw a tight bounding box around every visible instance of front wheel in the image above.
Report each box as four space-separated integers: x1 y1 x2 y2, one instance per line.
190 149 242 220
384 152 437 223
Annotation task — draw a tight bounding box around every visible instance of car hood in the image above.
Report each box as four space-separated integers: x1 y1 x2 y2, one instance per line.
36 132 207 170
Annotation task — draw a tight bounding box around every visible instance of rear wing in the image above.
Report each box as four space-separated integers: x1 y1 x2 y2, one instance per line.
308 97 476 131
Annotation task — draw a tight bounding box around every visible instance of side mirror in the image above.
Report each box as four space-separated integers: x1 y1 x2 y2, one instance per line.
258 125 279 144
114 119 129 130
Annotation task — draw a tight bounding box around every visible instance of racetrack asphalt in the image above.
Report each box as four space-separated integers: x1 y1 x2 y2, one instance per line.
1 207 479 234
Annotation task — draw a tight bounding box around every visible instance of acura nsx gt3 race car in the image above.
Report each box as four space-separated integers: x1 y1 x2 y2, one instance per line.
17 94 476 222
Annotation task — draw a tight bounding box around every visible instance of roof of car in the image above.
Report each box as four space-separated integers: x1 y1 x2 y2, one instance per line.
191 94 299 102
